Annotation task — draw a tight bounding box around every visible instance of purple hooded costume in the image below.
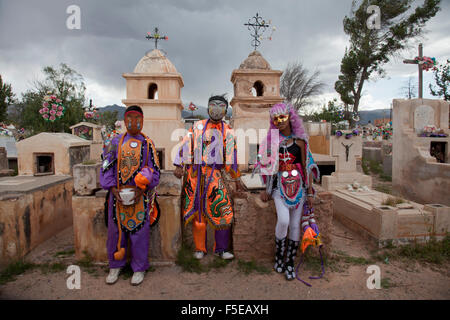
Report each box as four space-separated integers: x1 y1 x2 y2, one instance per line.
100 132 160 272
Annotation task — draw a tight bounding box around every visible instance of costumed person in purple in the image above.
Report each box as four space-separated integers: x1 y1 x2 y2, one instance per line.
100 105 160 286
173 95 243 260
254 103 320 281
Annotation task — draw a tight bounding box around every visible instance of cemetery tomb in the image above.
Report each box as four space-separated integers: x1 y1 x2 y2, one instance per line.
16 133 91 176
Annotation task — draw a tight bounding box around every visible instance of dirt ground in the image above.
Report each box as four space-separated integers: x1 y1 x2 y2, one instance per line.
0 216 449 300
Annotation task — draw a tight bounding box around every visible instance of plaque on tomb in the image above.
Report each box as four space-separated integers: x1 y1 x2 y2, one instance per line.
414 105 434 134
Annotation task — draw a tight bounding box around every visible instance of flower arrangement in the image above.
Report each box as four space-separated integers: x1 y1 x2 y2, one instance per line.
0 128 13 137
419 125 448 137
336 129 360 139
84 110 101 120
414 56 437 71
39 94 66 122
102 129 121 151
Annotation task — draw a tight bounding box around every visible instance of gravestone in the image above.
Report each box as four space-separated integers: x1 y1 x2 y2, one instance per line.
414 105 435 134
322 132 372 191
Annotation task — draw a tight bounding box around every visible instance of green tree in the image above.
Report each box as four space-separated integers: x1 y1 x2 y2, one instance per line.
335 0 441 124
97 110 119 132
280 62 325 111
19 63 86 134
429 59 449 101
0 75 16 123
310 99 343 124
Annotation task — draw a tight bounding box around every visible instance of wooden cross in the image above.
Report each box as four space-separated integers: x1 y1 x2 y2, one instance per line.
403 43 424 98
146 27 168 50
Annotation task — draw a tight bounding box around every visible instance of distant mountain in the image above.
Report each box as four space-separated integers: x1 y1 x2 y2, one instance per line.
97 104 126 120
98 104 232 120
358 109 392 125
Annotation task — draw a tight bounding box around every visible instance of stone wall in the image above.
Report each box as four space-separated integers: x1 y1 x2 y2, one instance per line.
0 177 73 267
232 188 333 262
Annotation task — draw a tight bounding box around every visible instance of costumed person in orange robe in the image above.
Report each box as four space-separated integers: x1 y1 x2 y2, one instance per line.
173 95 243 260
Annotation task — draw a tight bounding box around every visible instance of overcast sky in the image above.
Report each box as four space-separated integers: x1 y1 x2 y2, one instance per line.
0 0 449 113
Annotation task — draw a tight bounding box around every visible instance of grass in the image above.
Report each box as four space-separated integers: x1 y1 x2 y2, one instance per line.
175 242 233 274
368 160 383 175
0 260 69 285
176 242 206 273
0 260 37 285
82 160 97 165
381 277 396 289
370 235 450 265
38 262 67 275
362 158 392 182
362 159 370 175
54 249 75 257
382 196 405 207
77 250 100 276
237 259 271 275
374 184 392 194
330 250 374 267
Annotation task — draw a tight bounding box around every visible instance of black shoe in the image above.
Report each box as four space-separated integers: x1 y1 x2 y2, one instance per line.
274 237 286 273
285 239 299 281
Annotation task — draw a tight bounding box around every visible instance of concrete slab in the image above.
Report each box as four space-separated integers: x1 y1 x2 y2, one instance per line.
0 175 72 197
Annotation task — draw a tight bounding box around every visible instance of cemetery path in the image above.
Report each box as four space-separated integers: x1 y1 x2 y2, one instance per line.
0 220 449 300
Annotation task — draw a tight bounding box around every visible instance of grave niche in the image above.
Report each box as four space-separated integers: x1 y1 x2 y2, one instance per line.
34 153 54 175
430 141 447 163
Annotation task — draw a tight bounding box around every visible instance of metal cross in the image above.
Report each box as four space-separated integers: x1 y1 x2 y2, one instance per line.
341 143 353 162
244 13 270 51
403 43 424 98
146 27 168 50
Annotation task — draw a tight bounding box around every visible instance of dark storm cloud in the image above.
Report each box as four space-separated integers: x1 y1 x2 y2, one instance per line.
0 0 448 108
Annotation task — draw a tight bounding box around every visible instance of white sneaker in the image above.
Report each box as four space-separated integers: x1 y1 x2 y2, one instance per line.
215 251 234 260
131 271 145 286
193 251 205 260
105 268 121 285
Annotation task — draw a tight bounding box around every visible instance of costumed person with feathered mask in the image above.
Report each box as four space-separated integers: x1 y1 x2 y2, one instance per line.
255 103 320 281
100 105 160 286
173 95 243 260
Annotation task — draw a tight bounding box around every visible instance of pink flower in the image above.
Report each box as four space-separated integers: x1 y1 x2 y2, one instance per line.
56 99 62 103
39 108 45 114
50 110 56 115
43 107 49 113
49 115 56 121
43 102 49 107
56 111 63 117
58 106 63 111
43 114 49 119
50 95 56 100
52 104 58 109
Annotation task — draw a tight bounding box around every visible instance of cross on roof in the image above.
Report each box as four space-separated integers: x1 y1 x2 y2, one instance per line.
146 27 168 50
403 43 424 98
244 13 270 51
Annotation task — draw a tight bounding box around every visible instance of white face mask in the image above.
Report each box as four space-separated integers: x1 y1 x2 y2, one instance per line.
208 100 227 121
